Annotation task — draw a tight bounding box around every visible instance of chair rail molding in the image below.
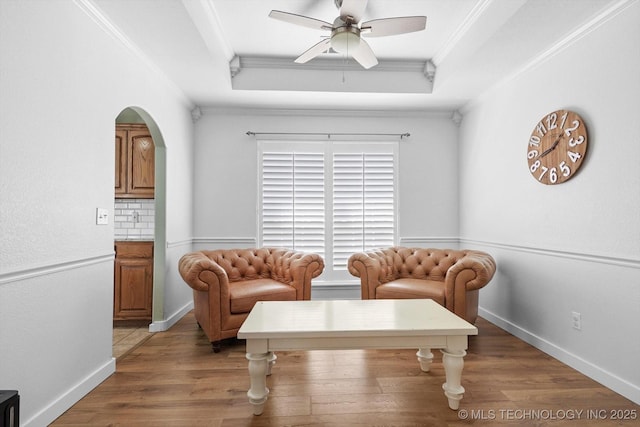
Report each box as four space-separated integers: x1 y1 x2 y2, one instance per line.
0 253 115 286
460 238 640 269
399 237 461 248
192 237 257 249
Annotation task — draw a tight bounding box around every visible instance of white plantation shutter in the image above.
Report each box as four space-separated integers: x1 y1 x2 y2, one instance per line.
259 140 396 281
261 152 325 256
333 153 395 268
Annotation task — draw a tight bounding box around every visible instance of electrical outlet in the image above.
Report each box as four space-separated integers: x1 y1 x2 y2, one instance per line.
96 208 109 225
571 311 581 330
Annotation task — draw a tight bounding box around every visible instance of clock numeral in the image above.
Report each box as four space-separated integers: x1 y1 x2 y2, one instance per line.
538 166 548 180
529 135 541 147
559 111 568 129
564 119 581 137
530 160 541 172
568 135 584 147
567 151 582 163
528 110 587 185
546 113 558 131
537 166 558 183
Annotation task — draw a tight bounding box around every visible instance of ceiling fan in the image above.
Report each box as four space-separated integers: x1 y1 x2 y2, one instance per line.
269 0 427 69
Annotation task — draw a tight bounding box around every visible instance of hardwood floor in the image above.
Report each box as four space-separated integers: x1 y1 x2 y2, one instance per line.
52 312 638 426
112 321 153 360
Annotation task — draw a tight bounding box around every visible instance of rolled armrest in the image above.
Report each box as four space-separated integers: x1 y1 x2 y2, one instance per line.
269 250 324 300
290 252 324 280
178 252 229 292
444 251 496 298
348 252 385 299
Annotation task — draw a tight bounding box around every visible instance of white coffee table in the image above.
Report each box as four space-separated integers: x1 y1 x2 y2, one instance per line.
237 299 477 415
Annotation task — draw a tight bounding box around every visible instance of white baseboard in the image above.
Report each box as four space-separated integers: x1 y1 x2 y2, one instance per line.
24 357 116 427
149 300 194 332
478 307 640 405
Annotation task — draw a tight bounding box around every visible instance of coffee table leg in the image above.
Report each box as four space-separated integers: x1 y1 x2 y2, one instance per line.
267 352 277 376
441 349 467 410
416 348 434 372
246 352 269 415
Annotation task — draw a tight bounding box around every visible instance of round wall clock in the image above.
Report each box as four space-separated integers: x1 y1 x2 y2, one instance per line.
527 109 588 185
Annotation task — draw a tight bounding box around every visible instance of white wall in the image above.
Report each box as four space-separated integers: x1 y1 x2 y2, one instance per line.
0 1 194 425
192 109 460 300
2 2 637 425
458 1 640 403
192 109 460 248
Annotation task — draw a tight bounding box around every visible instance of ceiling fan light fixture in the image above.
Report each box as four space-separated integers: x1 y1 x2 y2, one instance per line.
268 3 426 70
331 26 360 53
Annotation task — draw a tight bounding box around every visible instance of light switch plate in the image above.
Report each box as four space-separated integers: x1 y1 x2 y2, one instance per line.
96 208 109 225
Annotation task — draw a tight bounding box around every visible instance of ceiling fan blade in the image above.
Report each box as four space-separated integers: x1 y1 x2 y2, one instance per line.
361 16 427 37
269 10 332 31
339 0 368 22
295 38 332 64
350 38 378 69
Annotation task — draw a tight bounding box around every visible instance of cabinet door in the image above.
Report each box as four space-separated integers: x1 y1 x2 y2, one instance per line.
127 129 155 198
114 129 127 196
114 257 153 320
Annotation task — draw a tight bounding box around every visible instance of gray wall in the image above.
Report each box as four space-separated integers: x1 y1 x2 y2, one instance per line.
1 1 638 425
458 1 640 403
0 2 195 425
192 109 461 248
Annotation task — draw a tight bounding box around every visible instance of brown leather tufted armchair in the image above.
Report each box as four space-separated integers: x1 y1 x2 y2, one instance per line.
348 247 496 324
179 248 324 352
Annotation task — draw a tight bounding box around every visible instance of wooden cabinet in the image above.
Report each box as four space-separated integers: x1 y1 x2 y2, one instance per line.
114 241 153 320
115 124 155 198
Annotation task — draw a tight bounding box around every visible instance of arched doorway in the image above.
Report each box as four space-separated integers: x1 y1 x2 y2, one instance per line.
113 107 166 352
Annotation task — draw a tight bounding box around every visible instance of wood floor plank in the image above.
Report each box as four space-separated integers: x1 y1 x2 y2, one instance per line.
52 313 639 426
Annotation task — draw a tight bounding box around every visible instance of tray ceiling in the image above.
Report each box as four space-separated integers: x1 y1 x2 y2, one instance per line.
88 0 626 112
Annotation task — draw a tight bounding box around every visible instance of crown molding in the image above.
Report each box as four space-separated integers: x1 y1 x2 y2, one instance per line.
190 106 203 123
461 0 637 114
433 0 495 65
199 106 454 119
236 56 430 73
182 0 234 61
505 0 636 84
73 0 193 108
451 110 463 126
230 56 435 94
423 60 436 82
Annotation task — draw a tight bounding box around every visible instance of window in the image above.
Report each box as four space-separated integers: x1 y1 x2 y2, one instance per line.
332 152 395 269
259 140 397 281
261 151 325 256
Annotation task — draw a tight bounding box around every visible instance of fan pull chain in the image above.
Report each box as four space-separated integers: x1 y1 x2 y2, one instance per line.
342 37 349 84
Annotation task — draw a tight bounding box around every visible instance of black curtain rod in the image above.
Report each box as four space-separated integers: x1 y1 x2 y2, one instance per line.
246 131 410 139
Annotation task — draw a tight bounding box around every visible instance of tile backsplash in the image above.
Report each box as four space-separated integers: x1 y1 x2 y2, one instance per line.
114 199 155 240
